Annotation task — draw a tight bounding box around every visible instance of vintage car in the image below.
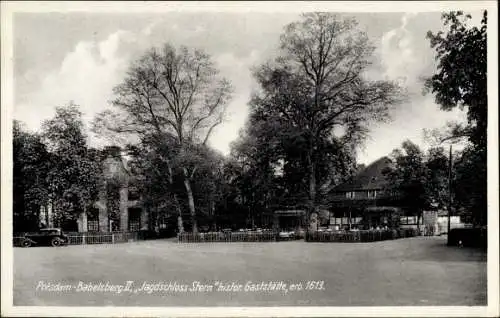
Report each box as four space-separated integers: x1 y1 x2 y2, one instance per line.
21 228 69 247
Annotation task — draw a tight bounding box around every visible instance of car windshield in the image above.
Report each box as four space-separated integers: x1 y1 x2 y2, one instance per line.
41 229 60 234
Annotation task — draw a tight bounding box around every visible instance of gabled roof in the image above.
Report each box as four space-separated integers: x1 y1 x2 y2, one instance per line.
333 156 393 192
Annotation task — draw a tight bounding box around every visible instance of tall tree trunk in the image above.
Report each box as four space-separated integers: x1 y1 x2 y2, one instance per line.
165 160 184 234
210 199 217 231
306 147 317 231
183 168 198 234
173 194 184 234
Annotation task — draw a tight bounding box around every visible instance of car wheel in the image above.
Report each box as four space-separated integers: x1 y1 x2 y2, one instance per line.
21 239 32 247
51 237 62 247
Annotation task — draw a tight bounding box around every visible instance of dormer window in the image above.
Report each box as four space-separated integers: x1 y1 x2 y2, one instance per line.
367 190 377 198
345 191 355 199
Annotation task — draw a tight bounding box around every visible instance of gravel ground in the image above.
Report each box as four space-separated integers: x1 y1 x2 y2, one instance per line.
13 236 487 306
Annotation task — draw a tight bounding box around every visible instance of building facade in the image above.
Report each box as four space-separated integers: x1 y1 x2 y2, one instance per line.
77 146 148 233
328 157 403 230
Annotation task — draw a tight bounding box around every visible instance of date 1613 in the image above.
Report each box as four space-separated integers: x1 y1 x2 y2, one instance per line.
304 281 325 290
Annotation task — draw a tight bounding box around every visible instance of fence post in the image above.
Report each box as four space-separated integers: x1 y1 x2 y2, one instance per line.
112 233 115 244
83 234 86 245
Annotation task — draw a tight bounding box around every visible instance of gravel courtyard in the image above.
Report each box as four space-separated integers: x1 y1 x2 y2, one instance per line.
13 236 486 306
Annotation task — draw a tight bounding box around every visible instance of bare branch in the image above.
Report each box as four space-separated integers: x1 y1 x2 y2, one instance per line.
202 118 223 146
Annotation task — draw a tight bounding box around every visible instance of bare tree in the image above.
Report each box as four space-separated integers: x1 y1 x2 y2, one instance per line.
252 13 405 228
94 44 233 233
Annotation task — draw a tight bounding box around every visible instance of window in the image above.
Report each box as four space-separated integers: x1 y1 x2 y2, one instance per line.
87 220 99 232
331 217 343 225
128 208 141 231
158 215 170 229
330 217 362 225
87 208 99 232
41 229 59 235
388 190 398 197
110 220 120 232
345 191 355 199
129 220 140 231
128 187 140 201
400 216 418 225
367 190 377 198
352 217 362 224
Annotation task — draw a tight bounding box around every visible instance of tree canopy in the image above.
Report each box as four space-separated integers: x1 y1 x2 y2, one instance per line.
425 10 488 225
425 10 487 149
42 103 101 229
13 121 51 232
13 11 488 234
94 44 233 232
236 13 405 227
383 140 449 229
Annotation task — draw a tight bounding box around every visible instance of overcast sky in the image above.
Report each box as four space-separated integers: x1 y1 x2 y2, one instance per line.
13 9 480 165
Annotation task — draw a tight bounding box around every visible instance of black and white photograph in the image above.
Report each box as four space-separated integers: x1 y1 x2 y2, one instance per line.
1 1 498 317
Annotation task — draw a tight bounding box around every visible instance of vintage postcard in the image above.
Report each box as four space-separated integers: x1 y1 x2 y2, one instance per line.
1 1 498 317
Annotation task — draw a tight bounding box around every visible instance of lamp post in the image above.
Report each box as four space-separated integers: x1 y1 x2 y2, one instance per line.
447 144 452 237
439 136 458 243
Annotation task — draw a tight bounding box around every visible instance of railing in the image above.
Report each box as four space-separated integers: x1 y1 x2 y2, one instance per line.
14 228 421 246
305 228 419 243
178 231 278 243
13 231 143 247
67 232 140 245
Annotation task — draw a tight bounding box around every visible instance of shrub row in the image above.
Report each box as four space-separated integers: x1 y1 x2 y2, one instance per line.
305 228 419 243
